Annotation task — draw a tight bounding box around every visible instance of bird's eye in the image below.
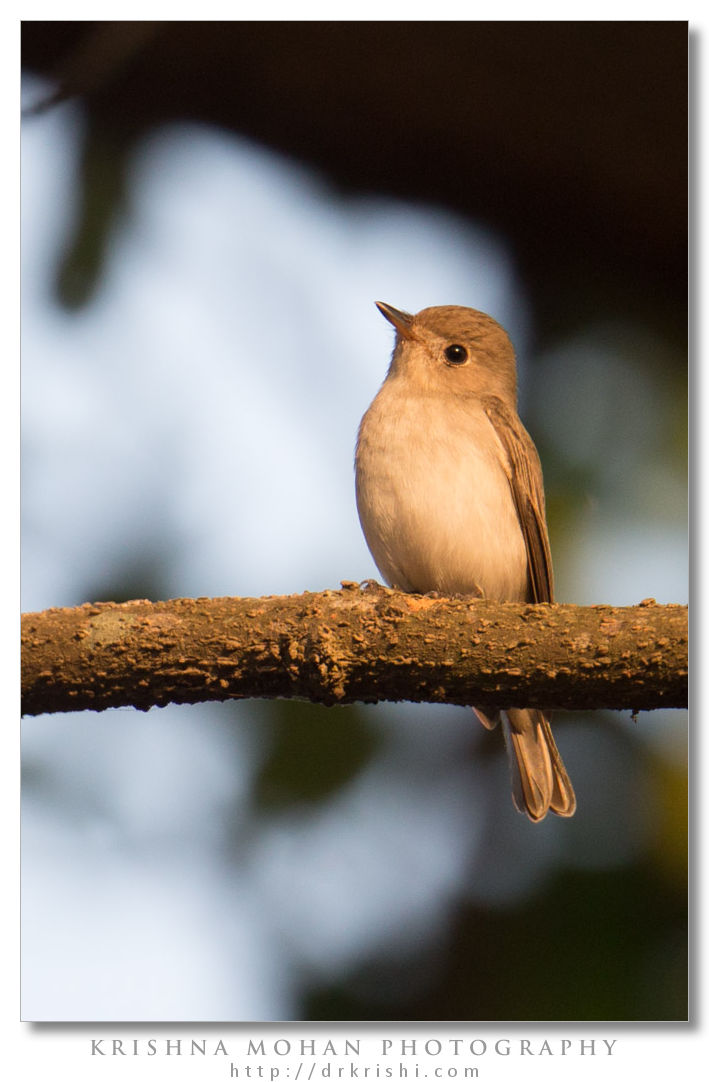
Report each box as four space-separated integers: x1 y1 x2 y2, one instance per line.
444 344 468 365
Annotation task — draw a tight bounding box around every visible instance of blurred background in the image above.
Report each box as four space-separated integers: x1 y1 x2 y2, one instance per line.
20 21 687 1021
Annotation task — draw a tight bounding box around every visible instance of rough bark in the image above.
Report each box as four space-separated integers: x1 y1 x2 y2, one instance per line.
20 583 688 717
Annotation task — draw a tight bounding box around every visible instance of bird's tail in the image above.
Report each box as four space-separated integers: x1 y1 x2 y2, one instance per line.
500 708 576 821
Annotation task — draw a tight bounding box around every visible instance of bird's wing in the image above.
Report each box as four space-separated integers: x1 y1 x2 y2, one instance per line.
482 395 554 604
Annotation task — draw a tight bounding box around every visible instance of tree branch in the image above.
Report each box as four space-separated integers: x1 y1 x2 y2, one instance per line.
21 583 687 717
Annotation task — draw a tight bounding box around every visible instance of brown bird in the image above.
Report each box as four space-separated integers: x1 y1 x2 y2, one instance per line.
355 302 575 821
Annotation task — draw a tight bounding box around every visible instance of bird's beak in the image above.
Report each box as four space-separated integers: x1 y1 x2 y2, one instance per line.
375 301 415 339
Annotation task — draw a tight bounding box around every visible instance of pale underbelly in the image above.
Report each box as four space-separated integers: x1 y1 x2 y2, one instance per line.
357 455 529 601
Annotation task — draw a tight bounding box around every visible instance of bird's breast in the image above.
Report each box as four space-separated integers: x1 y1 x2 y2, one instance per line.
355 387 528 600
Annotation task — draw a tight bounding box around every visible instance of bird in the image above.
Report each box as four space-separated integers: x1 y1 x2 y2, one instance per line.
355 301 576 821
